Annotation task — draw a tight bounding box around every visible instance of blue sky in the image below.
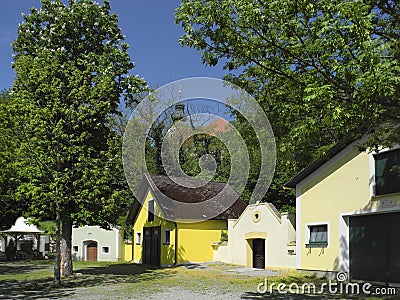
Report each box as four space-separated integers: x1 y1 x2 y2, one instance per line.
0 0 226 91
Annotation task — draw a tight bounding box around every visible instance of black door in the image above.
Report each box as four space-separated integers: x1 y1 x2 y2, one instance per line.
252 239 265 269
350 212 400 283
143 226 160 266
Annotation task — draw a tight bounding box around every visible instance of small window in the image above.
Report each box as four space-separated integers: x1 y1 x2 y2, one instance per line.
307 225 328 248
101 246 110 254
163 229 171 245
72 245 79 253
148 200 155 222
136 232 141 245
374 149 400 196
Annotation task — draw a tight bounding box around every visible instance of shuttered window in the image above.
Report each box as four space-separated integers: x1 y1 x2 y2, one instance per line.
374 149 400 196
163 229 171 245
148 200 155 222
136 232 141 245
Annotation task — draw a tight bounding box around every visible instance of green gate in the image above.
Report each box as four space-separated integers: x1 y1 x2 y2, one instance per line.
349 212 400 283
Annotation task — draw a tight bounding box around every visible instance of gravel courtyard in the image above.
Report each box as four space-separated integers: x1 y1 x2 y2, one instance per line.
0 261 279 300
0 261 397 299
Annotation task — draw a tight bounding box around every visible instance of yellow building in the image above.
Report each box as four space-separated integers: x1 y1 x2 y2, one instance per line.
126 174 246 266
285 140 400 283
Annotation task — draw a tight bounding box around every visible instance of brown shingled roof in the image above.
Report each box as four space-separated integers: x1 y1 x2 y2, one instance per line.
146 174 246 221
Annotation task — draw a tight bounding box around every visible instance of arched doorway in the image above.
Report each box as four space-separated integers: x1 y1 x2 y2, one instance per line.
86 242 98 261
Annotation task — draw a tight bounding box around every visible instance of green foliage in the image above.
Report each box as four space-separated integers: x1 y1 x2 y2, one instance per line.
176 0 400 208
279 205 296 214
179 134 231 181
38 221 56 235
220 229 228 242
0 90 27 230
11 0 147 257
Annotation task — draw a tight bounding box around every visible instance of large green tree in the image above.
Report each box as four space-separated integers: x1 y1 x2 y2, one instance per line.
0 90 27 230
176 0 400 207
11 0 146 281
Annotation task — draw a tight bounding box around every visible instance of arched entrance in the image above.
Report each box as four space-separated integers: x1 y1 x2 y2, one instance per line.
86 241 98 261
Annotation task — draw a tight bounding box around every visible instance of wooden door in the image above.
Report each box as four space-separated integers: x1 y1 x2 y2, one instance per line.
87 242 98 261
252 239 265 269
143 226 160 266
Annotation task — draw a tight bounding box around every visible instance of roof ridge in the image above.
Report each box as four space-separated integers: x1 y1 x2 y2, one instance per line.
149 174 229 185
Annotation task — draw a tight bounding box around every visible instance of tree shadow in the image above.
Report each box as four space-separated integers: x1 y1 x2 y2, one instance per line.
181 263 206 269
0 279 74 299
75 262 159 275
0 262 51 275
0 262 177 299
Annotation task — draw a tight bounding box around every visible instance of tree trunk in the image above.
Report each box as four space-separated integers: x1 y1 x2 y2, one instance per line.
61 215 73 276
54 209 61 286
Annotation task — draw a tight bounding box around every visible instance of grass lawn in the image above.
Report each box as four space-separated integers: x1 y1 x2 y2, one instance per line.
0 260 398 299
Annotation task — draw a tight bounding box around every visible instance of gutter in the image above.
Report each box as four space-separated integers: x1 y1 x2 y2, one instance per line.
283 186 295 191
174 221 178 265
131 227 136 262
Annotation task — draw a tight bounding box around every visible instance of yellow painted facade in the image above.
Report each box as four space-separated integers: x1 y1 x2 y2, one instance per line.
176 221 226 263
131 189 227 265
124 243 133 261
295 144 400 272
132 190 175 265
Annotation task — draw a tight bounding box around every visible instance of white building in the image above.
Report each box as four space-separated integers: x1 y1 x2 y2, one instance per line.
213 203 296 269
71 226 124 262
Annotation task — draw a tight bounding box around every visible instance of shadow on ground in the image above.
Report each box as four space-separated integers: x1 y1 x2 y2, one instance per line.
75 262 160 275
0 262 177 299
0 262 52 276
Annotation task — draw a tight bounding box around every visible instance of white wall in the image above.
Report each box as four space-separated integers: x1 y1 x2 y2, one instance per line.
72 226 123 262
0 236 5 252
213 203 296 268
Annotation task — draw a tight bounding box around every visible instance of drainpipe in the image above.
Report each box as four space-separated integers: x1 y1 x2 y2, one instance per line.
131 228 136 261
174 222 178 265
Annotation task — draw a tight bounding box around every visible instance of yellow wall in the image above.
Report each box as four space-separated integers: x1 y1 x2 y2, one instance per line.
124 243 133 261
132 189 227 265
298 146 400 272
177 220 226 263
132 190 176 265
